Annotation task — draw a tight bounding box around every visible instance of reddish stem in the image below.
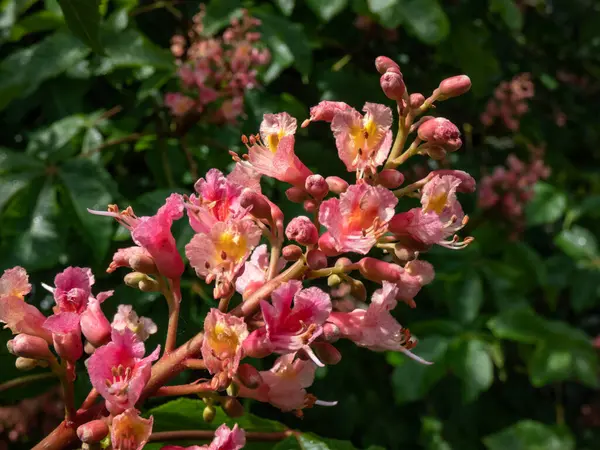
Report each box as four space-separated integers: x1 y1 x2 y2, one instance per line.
149 429 295 442
154 381 213 397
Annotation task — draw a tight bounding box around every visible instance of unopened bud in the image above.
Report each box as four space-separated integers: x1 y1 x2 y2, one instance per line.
124 272 148 288
380 72 406 101
357 258 403 282
285 186 308 203
129 254 158 274
409 93 425 109
378 169 404 189
305 174 329 200
239 189 272 221
8 334 53 360
139 278 160 292
417 117 462 151
306 249 327 270
77 420 109 444
285 216 319 246
312 342 342 365
327 274 342 287
303 199 317 214
438 75 471 100
222 398 244 418
16 357 45 371
80 300 111 348
375 56 400 75
322 323 341 342
282 245 303 261
348 278 367 302
203 405 216 423
237 363 262 389
325 176 348 195
424 145 447 160
334 257 353 269
226 381 240 397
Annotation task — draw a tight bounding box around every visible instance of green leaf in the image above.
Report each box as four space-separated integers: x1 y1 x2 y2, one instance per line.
451 272 483 324
529 343 599 388
569 268 600 313
0 148 45 211
96 29 174 74
26 115 87 161
554 225 598 261
0 178 64 271
448 338 494 402
564 195 600 228
525 182 567 226
306 0 348 22
274 0 295 16
273 434 359 450
0 31 90 111
57 0 103 53
484 420 575 450
255 10 312 81
59 159 115 262
489 0 523 31
82 127 103 154
367 0 397 14
9 10 64 41
202 0 241 36
391 336 449 404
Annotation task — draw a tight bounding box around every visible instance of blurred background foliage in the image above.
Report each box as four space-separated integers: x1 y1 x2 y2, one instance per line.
1 0 600 449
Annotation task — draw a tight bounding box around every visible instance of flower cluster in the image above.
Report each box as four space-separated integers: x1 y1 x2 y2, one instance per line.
481 73 534 131
478 147 550 234
1 56 475 450
165 8 270 123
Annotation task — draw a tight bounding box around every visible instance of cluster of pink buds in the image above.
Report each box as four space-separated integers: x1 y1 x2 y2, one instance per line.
478 146 550 234
165 8 270 124
481 73 534 131
1 56 475 450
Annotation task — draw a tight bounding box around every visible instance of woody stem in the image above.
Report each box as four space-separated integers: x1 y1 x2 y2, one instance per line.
149 430 295 443
266 240 282 281
163 278 182 355
154 381 214 397
58 362 76 424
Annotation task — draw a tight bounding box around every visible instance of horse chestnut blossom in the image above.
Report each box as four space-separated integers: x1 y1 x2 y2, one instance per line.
1 56 476 450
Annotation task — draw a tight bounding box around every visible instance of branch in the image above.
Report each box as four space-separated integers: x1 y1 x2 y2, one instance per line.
163 278 183 355
154 381 213 397
0 372 57 393
149 429 295 443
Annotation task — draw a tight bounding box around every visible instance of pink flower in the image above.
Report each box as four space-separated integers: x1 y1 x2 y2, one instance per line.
0 266 31 300
52 267 95 314
327 282 430 364
302 101 352 126
165 93 196 116
86 329 160 414
420 175 463 219
112 305 157 342
239 354 317 412
259 281 331 361
80 298 112 347
235 245 284 298
90 194 185 280
111 409 153 450
186 220 261 299
202 309 248 380
319 183 397 254
246 113 312 187
187 169 245 233
331 103 393 173
161 424 246 450
395 260 435 308
43 312 83 363
108 246 156 274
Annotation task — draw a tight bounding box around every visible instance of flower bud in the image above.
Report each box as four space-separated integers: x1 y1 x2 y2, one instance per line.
424 145 447 160
226 381 240 397
357 258 403 282
124 272 148 288
285 186 308 203
325 176 348 195
306 249 327 270
380 72 406 101
303 199 317 214
378 169 404 189
318 232 341 257
312 342 342 365
375 56 400 75
77 420 109 444
8 334 53 360
222 397 245 418
237 363 262 389
409 93 425 109
334 257 353 269
348 278 367 302
438 75 471 100
322 323 341 342
139 278 160 292
417 117 462 151
80 300 111 348
327 274 342 287
239 189 272 222
242 329 273 358
16 357 46 371
203 405 216 423
285 216 319 246
282 244 303 261
305 174 329 200
129 253 158 275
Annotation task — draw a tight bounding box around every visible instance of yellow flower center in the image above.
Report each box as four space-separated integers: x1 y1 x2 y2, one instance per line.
208 322 239 355
267 129 286 153
424 191 448 214
215 231 248 263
